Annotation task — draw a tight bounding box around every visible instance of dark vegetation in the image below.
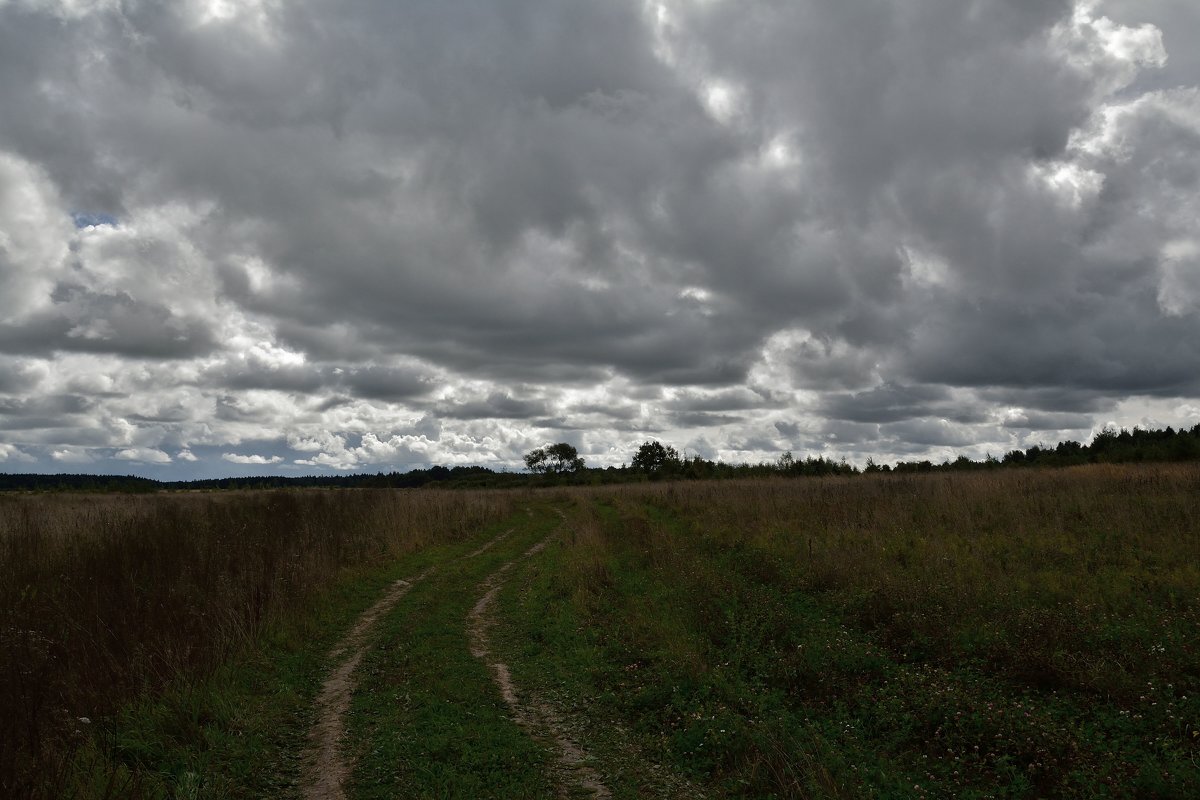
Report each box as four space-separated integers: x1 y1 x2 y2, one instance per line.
346 513 564 799
885 424 1200 473
0 489 515 798
0 465 503 493
5 424 1200 797
506 465 1200 797
523 442 586 475
3 424 1200 492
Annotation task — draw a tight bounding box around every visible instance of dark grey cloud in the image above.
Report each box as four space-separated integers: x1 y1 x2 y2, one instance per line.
215 395 277 424
1001 410 1095 431
0 287 218 360
0 394 96 430
979 387 1118 415
213 362 329 394
880 419 988 449
126 403 195 424
0 361 42 394
819 383 985 425
903 292 1200 396
670 411 744 429
440 392 551 421
664 388 777 414
775 418 882 453
204 357 440 403
782 335 881 392
570 402 640 422
0 0 1197 475
774 421 802 440
341 366 435 403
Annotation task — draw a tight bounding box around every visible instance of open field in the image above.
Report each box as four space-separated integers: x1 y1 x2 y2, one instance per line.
3 464 1199 797
517 465 1200 797
0 489 518 797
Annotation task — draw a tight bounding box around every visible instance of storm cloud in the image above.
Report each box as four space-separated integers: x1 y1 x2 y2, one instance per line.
0 0 1197 475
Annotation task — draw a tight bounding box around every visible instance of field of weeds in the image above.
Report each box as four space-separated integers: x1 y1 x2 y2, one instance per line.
0 489 516 798
3 465 1199 798
501 464 1200 797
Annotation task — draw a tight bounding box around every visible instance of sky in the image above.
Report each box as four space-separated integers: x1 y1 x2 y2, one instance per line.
0 0 1198 479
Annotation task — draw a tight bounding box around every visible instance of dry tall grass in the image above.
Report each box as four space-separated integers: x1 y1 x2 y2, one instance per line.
550 464 1200 795
0 488 516 796
593 463 1200 696
595 470 1195 690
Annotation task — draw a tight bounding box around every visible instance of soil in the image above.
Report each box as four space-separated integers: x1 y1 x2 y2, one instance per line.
301 523 610 799
468 536 612 800
300 568 432 800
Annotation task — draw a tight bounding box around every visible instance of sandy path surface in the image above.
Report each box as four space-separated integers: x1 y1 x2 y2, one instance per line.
301 569 431 800
299 529 515 799
468 535 612 800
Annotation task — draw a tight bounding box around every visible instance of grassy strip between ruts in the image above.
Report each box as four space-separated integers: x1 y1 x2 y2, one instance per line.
60 511 538 800
491 500 709 800
3 489 517 797
344 504 561 799
491 494 1200 799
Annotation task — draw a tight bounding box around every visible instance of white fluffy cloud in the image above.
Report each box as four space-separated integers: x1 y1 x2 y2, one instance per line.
0 443 35 463
222 453 284 465
115 447 173 464
0 152 71 319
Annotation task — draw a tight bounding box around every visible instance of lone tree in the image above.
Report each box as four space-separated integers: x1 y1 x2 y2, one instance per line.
631 440 681 474
524 442 585 475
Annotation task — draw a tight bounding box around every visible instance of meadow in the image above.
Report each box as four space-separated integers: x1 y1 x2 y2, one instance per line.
2 464 1198 798
502 464 1200 797
0 489 517 798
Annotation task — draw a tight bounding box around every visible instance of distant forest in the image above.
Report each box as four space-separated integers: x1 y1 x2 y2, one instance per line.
3 424 1200 492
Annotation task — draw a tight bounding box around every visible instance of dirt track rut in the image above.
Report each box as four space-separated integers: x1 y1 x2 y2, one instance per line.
300 528 512 800
468 534 612 800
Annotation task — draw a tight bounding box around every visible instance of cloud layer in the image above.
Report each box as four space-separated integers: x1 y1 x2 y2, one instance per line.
0 0 1198 476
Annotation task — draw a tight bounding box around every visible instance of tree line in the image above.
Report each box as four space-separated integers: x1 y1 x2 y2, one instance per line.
3 424 1199 492
523 424 1200 483
878 424 1200 474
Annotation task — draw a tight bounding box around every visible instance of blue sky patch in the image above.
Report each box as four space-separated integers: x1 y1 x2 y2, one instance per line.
71 212 119 228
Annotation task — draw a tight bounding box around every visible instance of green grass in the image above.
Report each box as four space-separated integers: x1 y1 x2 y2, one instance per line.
1 488 516 796
17 466 1200 799
344 506 560 799
486 475 1200 798
490 501 707 799
494 499 854 798
57 512 536 799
